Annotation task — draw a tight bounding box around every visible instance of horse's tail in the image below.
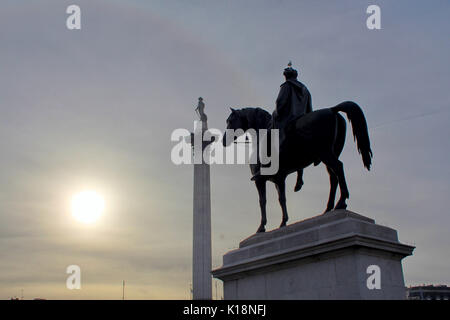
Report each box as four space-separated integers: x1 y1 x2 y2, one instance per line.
331 101 373 170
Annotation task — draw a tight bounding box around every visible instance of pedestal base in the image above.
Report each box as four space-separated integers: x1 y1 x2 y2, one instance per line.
212 210 414 300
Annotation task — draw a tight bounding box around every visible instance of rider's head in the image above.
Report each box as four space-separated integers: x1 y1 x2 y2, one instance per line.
283 66 298 80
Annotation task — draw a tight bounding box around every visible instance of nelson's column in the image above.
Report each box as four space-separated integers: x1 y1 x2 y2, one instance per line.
191 97 212 300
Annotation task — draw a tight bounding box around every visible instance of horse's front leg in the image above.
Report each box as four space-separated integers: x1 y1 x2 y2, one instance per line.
294 169 304 192
255 179 267 233
275 178 288 228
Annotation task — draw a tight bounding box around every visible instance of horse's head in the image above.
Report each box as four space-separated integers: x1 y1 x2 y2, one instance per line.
222 108 248 147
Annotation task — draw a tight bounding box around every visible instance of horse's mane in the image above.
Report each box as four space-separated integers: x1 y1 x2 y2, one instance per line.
237 107 272 129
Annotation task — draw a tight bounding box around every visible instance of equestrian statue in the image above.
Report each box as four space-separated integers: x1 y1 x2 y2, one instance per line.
222 63 373 233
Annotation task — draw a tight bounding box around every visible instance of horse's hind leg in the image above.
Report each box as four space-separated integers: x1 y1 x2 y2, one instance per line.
321 153 349 210
323 113 346 213
275 179 289 228
255 179 267 233
324 166 338 213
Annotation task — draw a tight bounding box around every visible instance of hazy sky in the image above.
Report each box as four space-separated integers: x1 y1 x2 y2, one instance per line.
0 0 449 299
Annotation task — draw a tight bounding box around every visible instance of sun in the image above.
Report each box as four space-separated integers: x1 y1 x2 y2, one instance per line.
71 190 105 224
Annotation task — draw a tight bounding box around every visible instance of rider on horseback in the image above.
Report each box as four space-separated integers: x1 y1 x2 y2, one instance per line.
252 62 314 191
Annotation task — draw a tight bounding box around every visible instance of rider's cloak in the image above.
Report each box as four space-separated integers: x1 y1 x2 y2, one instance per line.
272 79 313 145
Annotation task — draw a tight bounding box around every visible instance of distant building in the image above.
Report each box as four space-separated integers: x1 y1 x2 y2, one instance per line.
406 285 450 300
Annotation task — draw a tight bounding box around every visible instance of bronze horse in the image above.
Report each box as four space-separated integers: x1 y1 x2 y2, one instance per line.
222 101 372 233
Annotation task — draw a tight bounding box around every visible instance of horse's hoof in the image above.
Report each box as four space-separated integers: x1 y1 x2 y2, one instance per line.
294 183 303 192
334 202 347 210
279 222 287 228
256 227 265 233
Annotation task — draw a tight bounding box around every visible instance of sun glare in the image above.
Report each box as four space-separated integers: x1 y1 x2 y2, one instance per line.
71 190 105 224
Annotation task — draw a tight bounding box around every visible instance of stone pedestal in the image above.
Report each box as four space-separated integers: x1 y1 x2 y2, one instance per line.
212 210 414 300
